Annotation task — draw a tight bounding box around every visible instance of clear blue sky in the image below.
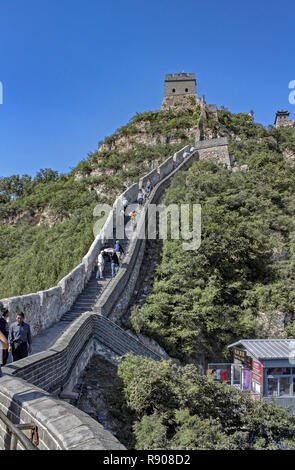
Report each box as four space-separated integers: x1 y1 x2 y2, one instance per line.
0 0 294 177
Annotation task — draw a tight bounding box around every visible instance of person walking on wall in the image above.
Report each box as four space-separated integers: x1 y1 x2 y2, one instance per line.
0 305 9 366
110 250 119 278
114 240 124 262
137 190 144 206
129 210 137 230
96 250 105 279
8 312 32 362
146 179 152 197
0 330 9 377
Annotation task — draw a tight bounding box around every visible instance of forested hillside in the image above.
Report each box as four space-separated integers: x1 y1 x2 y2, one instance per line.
130 112 295 362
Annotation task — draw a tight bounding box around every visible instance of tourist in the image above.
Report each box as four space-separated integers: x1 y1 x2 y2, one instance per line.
8 312 32 362
110 251 119 278
137 190 144 206
114 240 124 261
146 180 152 197
0 330 9 377
0 305 9 366
129 210 137 229
122 197 128 210
96 250 105 279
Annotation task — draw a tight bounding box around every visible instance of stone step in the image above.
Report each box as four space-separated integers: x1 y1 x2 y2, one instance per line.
62 312 86 318
83 290 102 295
86 285 101 289
73 303 94 309
71 309 93 314
70 307 93 313
76 296 98 301
62 311 83 317
60 318 80 323
62 316 81 321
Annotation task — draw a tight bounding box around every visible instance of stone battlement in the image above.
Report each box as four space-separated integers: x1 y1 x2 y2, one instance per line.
165 73 196 81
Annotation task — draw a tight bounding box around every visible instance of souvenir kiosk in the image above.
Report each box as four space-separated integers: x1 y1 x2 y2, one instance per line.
208 339 295 411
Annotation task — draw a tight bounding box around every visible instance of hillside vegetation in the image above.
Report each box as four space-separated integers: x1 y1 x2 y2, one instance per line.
118 355 295 450
130 113 295 362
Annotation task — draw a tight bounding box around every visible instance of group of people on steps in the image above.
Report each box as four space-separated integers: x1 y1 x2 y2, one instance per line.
96 240 125 279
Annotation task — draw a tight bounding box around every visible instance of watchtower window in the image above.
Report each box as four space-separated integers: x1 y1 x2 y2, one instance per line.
185 88 188 92
172 88 176 93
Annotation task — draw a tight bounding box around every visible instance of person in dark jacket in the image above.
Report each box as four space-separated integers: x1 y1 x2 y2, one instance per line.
8 312 32 362
0 305 9 366
114 240 124 262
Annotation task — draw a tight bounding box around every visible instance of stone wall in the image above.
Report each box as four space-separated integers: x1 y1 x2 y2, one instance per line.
195 137 231 168
0 139 233 450
1 313 162 394
0 192 138 336
0 373 125 450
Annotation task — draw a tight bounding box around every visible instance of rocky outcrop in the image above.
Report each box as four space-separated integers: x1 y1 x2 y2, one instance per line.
2 207 68 227
256 311 288 338
283 149 295 165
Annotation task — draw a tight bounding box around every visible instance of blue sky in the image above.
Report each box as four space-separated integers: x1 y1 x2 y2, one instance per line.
0 0 294 177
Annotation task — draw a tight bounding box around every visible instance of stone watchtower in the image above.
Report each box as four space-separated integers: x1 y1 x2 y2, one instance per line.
161 73 200 110
274 110 291 128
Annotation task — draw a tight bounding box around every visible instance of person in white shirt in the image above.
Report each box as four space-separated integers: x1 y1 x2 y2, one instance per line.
96 250 105 279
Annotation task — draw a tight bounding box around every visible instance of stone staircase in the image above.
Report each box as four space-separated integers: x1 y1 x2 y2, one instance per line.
60 231 129 324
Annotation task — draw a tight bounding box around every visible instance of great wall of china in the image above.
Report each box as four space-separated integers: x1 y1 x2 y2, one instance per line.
0 136 233 450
